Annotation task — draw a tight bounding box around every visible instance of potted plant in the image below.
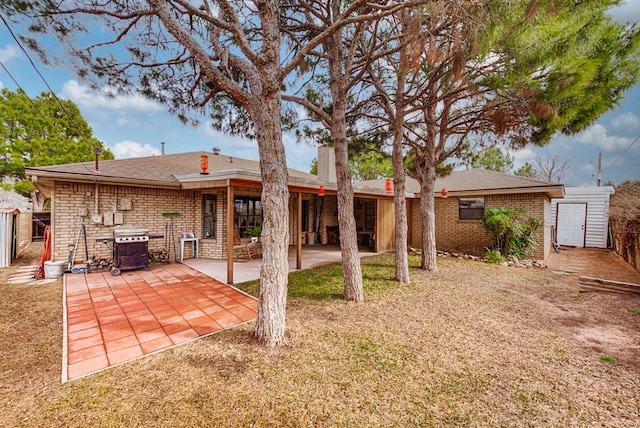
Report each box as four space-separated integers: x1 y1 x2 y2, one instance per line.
246 226 262 242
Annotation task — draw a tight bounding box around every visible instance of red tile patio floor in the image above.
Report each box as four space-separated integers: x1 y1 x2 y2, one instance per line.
63 263 257 382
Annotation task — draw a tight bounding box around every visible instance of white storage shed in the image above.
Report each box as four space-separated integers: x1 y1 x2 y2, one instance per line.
1 208 20 268
551 186 615 249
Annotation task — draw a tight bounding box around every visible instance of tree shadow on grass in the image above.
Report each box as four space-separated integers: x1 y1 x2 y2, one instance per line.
235 255 404 301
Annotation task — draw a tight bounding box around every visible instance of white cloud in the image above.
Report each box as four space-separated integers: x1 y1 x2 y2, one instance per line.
115 116 142 128
197 121 257 151
610 112 640 135
0 44 20 63
0 45 22 89
283 132 315 173
193 121 315 172
572 124 633 152
110 141 161 159
578 161 597 175
60 80 164 114
512 147 537 166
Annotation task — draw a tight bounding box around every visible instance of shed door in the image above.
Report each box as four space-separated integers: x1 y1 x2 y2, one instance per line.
557 203 586 247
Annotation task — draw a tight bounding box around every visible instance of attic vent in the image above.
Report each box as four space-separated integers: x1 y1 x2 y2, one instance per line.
212 147 221 155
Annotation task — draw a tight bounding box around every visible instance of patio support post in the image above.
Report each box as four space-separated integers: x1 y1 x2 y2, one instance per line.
297 191 302 269
227 182 234 284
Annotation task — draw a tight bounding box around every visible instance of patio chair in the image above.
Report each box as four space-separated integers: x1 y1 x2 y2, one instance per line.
233 226 259 261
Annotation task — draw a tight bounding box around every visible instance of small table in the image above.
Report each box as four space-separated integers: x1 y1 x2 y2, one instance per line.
179 237 199 261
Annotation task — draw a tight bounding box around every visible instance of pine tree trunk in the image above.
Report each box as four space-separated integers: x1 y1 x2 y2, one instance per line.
253 98 290 345
334 132 364 303
392 146 410 283
327 26 364 303
392 49 410 284
252 2 289 346
419 167 438 271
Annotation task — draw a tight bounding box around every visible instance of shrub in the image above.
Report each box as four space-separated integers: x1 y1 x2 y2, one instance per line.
485 249 506 264
482 207 541 259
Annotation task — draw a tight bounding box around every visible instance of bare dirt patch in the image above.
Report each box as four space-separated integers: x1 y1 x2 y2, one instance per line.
547 246 640 284
544 247 640 371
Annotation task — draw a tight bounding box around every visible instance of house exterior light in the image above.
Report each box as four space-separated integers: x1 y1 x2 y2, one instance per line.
200 155 209 174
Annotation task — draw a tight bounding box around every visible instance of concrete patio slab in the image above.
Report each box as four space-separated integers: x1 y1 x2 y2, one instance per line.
182 244 379 284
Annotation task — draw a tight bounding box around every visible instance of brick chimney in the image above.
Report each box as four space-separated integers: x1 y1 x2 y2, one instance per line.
317 145 336 183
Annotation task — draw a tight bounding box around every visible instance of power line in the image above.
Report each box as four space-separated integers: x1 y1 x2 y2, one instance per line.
0 13 103 166
604 134 640 170
609 154 640 183
0 60 99 177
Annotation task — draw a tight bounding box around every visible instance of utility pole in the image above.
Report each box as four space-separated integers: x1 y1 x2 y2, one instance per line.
597 152 602 186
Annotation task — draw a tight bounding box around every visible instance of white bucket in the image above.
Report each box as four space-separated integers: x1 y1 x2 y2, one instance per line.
306 232 316 245
44 260 66 278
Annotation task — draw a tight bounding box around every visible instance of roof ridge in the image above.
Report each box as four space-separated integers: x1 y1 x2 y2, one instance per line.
461 168 557 185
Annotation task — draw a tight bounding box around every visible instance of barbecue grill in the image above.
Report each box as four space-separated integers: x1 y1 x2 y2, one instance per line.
111 226 150 275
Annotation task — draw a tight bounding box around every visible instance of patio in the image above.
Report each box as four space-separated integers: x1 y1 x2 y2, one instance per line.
64 263 257 382
183 244 377 284
64 245 377 382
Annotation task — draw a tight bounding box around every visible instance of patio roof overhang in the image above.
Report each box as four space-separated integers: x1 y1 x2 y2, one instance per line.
412 185 566 200
177 170 400 199
176 168 335 193
430 184 565 198
26 159 404 200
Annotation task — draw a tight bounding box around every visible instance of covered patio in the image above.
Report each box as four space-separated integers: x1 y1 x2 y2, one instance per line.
183 244 379 284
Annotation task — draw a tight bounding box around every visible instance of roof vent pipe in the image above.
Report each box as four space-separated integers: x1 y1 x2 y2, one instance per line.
93 146 101 172
161 141 165 155
228 156 233 163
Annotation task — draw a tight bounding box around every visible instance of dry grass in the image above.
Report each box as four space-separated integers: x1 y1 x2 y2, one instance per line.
1 246 639 427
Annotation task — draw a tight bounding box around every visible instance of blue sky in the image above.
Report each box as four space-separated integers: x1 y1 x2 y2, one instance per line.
1 2 638 187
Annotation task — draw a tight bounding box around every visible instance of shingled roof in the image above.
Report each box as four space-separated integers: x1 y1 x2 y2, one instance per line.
355 169 564 198
25 152 564 199
25 151 318 189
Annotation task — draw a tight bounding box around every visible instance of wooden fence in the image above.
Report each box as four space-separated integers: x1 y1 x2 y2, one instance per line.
609 220 640 273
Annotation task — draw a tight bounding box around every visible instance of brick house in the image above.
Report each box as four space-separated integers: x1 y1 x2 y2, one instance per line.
413 170 563 261
358 169 564 261
26 148 563 280
24 147 395 283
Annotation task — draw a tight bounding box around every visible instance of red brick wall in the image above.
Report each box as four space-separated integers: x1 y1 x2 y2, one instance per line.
410 193 549 260
50 182 234 262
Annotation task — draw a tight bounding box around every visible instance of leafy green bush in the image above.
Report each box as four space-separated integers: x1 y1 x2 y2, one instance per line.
482 207 541 259
485 249 506 264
